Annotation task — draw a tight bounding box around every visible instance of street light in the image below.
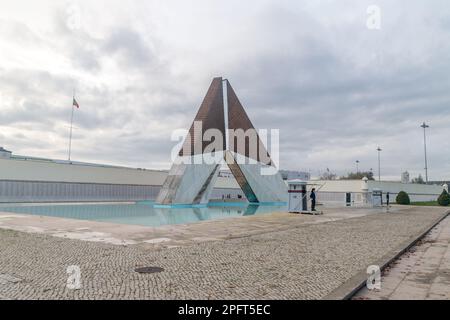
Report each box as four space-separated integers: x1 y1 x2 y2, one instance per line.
420 122 429 183
356 160 360 173
377 147 382 181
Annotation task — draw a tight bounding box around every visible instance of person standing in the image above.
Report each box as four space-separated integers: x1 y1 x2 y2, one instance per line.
386 192 390 207
310 188 316 211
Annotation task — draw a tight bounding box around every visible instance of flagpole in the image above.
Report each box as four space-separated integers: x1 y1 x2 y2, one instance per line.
68 91 75 161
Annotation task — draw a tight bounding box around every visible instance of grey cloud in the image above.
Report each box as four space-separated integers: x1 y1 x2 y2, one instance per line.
102 28 155 68
1 0 449 180
0 19 42 46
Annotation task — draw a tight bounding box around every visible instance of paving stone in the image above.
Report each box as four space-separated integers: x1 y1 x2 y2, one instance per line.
0 207 447 300
354 215 450 300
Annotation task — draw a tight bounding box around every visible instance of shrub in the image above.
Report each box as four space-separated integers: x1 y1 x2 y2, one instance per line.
396 191 410 205
438 190 450 206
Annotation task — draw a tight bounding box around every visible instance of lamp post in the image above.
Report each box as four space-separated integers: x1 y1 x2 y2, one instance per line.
356 160 360 173
377 147 382 181
420 122 429 183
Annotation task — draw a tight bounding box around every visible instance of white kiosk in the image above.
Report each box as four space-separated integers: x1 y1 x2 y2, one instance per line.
288 180 323 215
288 180 308 213
372 188 383 207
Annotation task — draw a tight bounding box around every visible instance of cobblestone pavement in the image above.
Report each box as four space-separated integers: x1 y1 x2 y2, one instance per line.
354 214 450 300
0 207 447 300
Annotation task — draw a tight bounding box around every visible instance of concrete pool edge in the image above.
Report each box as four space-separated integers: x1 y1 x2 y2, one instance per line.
0 207 386 248
0 208 294 247
152 201 287 209
323 209 450 300
0 201 288 231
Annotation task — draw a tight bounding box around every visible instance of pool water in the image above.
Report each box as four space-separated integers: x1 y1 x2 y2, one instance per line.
0 202 286 227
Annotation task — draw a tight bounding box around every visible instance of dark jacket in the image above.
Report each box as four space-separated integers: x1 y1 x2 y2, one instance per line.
310 191 316 201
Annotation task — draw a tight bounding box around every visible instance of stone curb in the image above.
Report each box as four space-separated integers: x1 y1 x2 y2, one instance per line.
323 209 450 300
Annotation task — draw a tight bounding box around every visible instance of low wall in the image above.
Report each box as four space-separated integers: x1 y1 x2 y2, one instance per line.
311 180 445 206
368 181 443 199
0 157 167 185
0 157 246 203
0 180 160 203
0 179 246 203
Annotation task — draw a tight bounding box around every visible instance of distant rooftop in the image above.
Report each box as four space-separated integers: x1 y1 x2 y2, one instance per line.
0 147 167 173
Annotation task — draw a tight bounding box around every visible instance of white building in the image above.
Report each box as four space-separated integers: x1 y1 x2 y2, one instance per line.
0 147 12 159
279 170 310 181
309 178 445 206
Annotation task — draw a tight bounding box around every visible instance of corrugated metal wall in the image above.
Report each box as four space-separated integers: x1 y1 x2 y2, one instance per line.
0 180 245 203
0 180 161 203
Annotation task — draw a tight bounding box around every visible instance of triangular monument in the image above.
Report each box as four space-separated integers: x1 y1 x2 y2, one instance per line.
156 77 287 206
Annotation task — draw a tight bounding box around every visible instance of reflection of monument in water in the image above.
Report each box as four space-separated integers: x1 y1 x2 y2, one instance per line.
2 202 281 226
156 77 287 206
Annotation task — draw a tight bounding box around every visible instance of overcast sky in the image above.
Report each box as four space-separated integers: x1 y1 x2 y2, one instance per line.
0 0 449 180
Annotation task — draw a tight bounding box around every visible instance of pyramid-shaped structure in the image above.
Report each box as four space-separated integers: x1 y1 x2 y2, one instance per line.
179 77 226 156
227 81 271 164
156 77 287 206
